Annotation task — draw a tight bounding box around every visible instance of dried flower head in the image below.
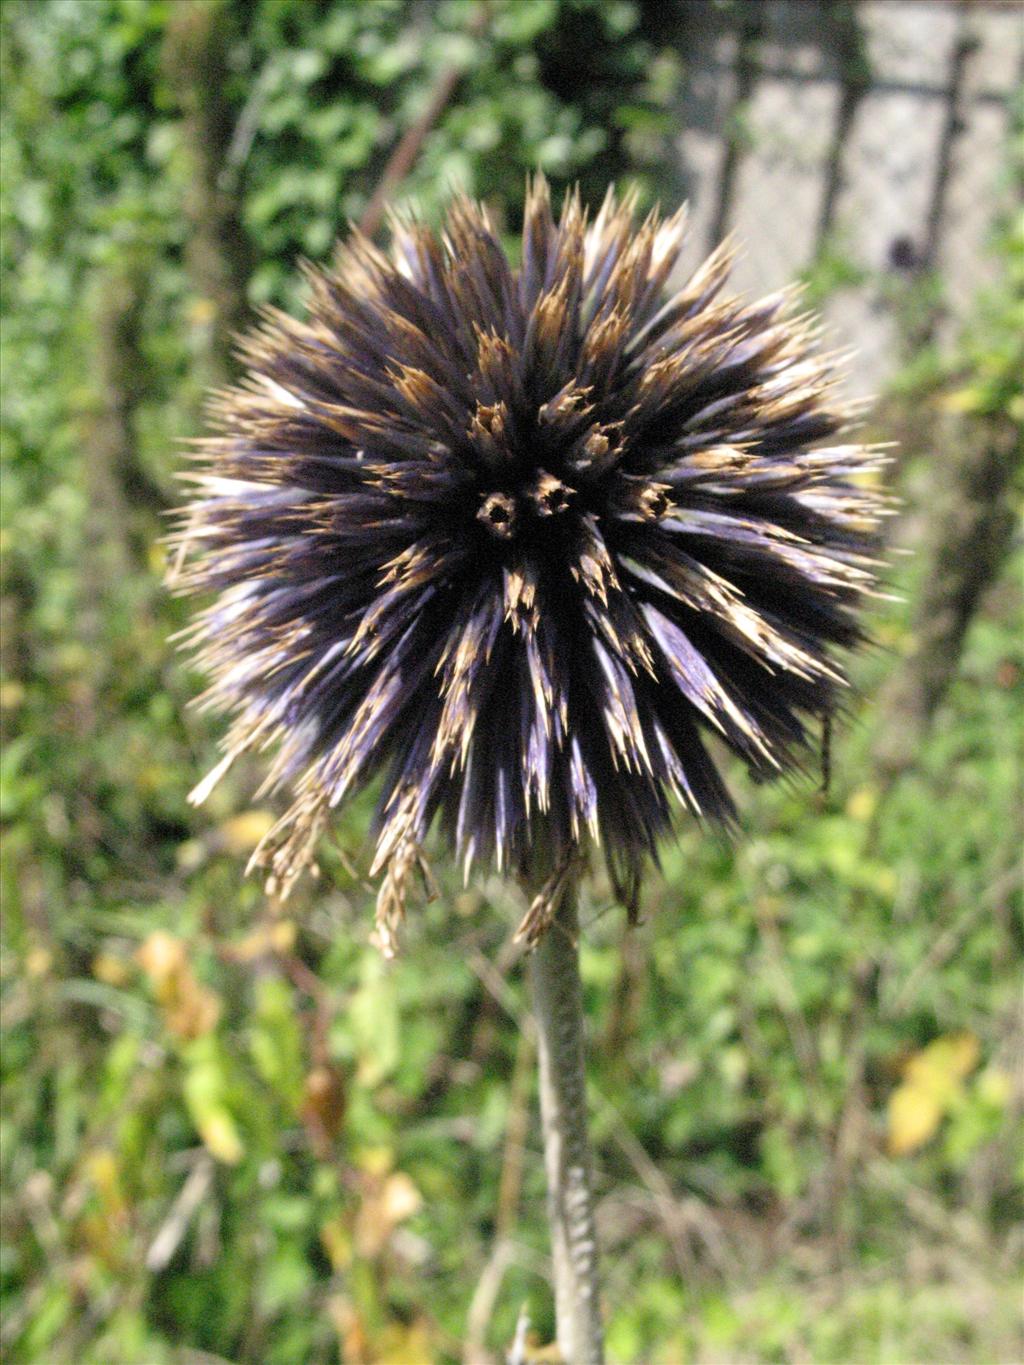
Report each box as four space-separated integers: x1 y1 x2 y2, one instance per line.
172 177 885 949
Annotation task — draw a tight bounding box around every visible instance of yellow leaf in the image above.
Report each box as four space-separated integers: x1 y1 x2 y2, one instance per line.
138 931 220 1038
270 919 297 952
845 786 877 823
225 926 274 963
887 1034 981 1156
904 1032 980 1097
226 917 296 963
942 1033 981 1080
176 838 206 872
354 1167 421 1258
25 947 52 978
218 810 276 854
167 982 221 1040
380 1171 422 1225
198 1109 244 1165
354 1146 394 1178
92 951 131 987
0 680 25 710
887 1085 942 1156
137 931 186 985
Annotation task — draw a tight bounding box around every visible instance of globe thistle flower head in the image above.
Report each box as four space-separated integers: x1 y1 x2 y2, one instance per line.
173 177 885 951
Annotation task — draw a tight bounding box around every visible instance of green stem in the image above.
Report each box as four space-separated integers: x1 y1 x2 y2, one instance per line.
528 884 604 1364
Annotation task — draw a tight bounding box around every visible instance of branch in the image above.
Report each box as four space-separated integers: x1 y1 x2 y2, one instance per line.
358 3 489 240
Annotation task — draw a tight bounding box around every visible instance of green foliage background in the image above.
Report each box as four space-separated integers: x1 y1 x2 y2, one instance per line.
1 2 1021 1362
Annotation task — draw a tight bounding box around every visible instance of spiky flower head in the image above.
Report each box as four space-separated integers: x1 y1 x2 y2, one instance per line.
173 177 885 951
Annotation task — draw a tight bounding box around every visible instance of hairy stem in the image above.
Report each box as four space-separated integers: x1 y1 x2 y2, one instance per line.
528 885 604 1364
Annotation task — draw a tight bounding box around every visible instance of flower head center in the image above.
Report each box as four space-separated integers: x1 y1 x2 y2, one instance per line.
526 470 574 517
477 491 518 539
476 469 576 541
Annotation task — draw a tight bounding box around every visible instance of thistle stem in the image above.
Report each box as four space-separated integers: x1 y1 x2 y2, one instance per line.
528 884 604 1364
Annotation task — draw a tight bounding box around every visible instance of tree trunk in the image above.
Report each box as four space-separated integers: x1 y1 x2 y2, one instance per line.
162 0 251 391
873 411 1021 785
